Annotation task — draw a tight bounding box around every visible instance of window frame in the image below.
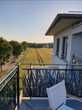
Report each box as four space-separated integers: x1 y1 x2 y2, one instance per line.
56 38 60 56
61 36 68 60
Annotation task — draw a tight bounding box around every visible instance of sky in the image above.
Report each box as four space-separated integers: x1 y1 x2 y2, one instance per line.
0 0 82 43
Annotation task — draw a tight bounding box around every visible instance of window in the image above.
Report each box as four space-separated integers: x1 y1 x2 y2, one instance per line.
61 37 68 59
56 38 60 56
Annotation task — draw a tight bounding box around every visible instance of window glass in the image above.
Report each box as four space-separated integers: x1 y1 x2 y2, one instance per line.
56 38 60 56
61 37 68 59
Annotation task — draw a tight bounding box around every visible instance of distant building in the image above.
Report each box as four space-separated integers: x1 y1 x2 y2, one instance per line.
46 13 82 67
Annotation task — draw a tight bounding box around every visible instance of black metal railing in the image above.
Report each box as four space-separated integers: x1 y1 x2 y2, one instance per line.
22 64 82 97
0 65 19 110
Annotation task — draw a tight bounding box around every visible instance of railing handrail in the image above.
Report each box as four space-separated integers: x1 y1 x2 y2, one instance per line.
22 67 82 71
20 63 82 66
0 65 18 92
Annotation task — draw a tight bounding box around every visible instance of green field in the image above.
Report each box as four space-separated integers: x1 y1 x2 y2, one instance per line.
18 48 52 89
18 48 52 65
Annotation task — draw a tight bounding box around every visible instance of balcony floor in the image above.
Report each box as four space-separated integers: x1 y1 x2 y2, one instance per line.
20 98 82 110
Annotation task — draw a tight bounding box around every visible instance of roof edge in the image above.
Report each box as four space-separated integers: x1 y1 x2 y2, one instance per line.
45 13 82 36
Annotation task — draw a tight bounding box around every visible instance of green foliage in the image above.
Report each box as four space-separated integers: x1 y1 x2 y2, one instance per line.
0 37 12 64
26 43 53 48
21 41 28 51
9 40 22 57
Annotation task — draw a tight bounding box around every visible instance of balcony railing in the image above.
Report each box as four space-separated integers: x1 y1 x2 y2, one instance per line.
22 64 82 98
0 64 82 110
0 65 19 110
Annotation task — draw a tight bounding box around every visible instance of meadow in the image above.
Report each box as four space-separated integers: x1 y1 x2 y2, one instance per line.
18 48 52 65
17 48 52 89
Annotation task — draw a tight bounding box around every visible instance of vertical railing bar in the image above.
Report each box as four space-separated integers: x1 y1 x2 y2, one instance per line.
23 65 82 97
17 65 19 110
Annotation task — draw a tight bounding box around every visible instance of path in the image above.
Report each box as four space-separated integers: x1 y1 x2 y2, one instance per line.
0 62 16 81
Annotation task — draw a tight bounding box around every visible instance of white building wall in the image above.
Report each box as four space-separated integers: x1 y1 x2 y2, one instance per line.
52 22 82 65
66 35 72 63
52 37 56 64
53 28 72 65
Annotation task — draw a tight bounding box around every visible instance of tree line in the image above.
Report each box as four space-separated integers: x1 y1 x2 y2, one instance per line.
27 42 53 48
0 37 28 71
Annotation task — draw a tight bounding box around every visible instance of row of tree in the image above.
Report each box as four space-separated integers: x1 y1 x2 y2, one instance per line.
0 37 28 70
27 42 53 48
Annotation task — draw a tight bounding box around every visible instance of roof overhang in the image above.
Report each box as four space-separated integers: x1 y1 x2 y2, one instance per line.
45 13 82 36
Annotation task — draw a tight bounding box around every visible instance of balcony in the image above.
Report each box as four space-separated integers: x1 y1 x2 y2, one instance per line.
0 64 82 110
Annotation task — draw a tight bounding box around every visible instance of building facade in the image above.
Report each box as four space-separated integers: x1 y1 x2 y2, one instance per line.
46 13 82 67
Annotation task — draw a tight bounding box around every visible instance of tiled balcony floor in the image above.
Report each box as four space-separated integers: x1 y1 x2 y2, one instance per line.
20 98 82 110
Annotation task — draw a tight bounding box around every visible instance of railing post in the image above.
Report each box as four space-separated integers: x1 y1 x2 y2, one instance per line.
17 65 19 110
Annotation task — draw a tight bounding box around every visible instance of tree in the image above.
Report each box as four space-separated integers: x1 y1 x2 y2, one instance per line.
21 41 28 51
0 37 12 71
9 41 22 58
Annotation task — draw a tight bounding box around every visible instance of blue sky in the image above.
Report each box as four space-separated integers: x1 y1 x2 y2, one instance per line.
0 0 82 43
